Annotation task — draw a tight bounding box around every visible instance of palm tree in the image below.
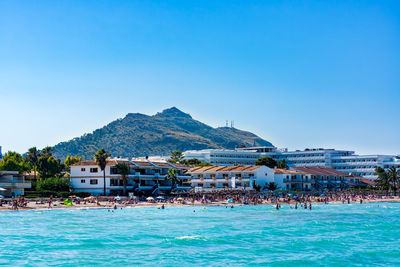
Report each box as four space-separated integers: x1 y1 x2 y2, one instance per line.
375 167 391 194
267 182 278 191
94 149 111 196
387 167 400 195
26 147 40 180
166 168 181 193
116 163 130 196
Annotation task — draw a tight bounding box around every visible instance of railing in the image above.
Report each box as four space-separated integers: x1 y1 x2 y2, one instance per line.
283 179 303 184
176 185 192 190
158 186 172 190
137 185 154 190
177 175 191 179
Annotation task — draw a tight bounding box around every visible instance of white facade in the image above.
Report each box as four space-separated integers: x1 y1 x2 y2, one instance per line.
70 159 191 195
186 165 306 191
183 147 400 180
187 165 275 192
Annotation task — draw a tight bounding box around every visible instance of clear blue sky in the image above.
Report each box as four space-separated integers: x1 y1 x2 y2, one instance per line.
0 0 399 155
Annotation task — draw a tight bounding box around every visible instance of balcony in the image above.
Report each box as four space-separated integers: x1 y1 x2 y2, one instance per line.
129 174 166 180
283 179 303 184
177 175 191 180
136 185 154 190
158 185 172 190
0 181 31 188
176 185 192 190
283 179 314 184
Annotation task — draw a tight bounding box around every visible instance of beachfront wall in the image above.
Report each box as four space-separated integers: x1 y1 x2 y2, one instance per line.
70 160 191 196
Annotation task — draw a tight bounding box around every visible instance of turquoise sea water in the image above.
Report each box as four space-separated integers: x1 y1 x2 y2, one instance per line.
1 203 400 266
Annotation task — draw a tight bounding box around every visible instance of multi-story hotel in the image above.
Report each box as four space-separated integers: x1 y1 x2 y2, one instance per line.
70 159 191 195
187 165 274 192
183 147 400 180
186 165 364 192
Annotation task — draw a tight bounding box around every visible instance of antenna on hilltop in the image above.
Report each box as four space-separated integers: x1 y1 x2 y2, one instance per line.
231 120 234 128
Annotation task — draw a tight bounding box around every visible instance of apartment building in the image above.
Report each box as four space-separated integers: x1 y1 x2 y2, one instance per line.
187 165 275 192
70 159 191 195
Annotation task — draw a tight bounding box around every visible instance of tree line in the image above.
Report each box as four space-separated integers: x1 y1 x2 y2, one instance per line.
375 167 400 194
0 147 81 195
0 146 81 179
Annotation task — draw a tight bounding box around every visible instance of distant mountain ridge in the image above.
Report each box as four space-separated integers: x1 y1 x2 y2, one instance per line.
53 107 273 160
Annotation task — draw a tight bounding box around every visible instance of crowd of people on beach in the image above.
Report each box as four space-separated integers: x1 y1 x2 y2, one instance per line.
0 190 398 211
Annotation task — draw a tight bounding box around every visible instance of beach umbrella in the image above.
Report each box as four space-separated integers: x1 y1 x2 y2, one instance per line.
228 198 234 203
146 197 154 201
156 196 164 200
0 195 4 199
177 197 184 201
115 196 121 201
0 187 6 191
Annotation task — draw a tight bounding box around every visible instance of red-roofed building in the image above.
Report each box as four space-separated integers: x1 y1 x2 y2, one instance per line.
187 165 276 192
290 166 350 190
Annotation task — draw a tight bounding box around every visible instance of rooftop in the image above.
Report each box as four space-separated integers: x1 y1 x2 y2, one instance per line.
187 165 263 173
292 166 349 177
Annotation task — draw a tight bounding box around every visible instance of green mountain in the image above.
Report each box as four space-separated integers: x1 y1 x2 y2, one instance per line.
53 107 273 160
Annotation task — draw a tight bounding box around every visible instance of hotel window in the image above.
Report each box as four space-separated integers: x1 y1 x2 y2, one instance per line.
81 168 86 172
90 168 98 173
81 179 85 183
90 179 98 185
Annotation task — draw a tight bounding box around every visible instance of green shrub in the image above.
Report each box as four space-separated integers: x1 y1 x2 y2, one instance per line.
36 177 70 192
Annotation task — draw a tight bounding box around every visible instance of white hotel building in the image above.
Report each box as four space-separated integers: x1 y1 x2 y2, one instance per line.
187 165 355 192
70 159 191 195
187 165 275 192
183 147 400 180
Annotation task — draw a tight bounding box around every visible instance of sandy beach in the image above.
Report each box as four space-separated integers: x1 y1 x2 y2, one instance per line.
2 196 400 212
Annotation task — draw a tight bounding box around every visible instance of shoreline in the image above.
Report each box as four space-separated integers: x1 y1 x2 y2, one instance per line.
1 198 400 212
